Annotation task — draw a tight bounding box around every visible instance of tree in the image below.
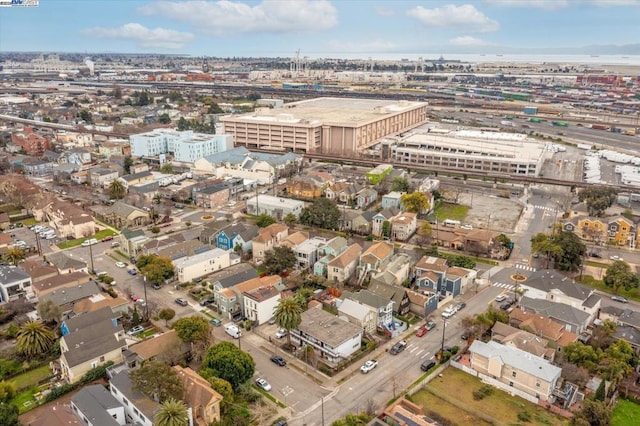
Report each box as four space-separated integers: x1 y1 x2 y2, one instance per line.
136 255 175 284
0 381 16 403
331 412 373 426
562 342 602 372
255 213 276 228
130 361 184 403
578 186 618 217
400 192 430 214
569 399 611 426
447 255 476 269
16 321 55 359
201 375 234 413
78 109 93 123
37 299 62 325
154 398 189 426
391 177 410 192
381 221 391 239
3 247 25 266
603 260 639 294
173 316 210 344
158 113 172 125
0 402 19 426
273 297 302 347
263 246 296 275
201 342 255 389
159 308 176 326
531 231 586 272
283 212 297 225
123 156 133 174
151 226 161 234
160 164 173 174
299 198 341 230
108 179 126 200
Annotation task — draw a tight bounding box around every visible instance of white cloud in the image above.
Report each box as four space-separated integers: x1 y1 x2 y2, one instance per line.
138 0 338 36
374 6 395 16
83 23 194 49
449 36 488 46
407 4 499 33
327 39 397 52
588 0 640 6
484 0 569 10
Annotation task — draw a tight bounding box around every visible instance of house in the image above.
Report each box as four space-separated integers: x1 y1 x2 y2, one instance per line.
22 158 53 176
414 256 476 297
157 239 208 262
119 229 149 257
469 340 562 401
46 251 88 274
518 297 593 335
59 307 127 384
359 241 395 277
286 176 324 199
94 202 149 229
209 264 258 311
281 230 309 249
216 222 259 252
292 236 326 269
21 259 59 283
371 208 400 237
375 397 440 426
72 294 129 317
124 330 189 368
199 220 233 246
314 236 349 277
193 183 230 209
491 322 556 362
243 284 281 325
291 305 363 364
117 171 154 190
11 128 50 155
31 271 91 298
370 253 412 287
368 280 411 316
140 233 186 257
109 370 157 426
245 194 304 220
174 365 223 425
343 289 394 331
366 164 393 184
252 223 289 264
518 269 601 323
342 210 375 235
563 215 636 248
87 167 119 188
406 288 439 317
337 297 377 334
40 281 102 318
33 199 97 239
390 212 417 241
327 243 362 284
173 248 234 283
0 265 33 302
382 191 404 209
226 275 283 320
70 384 125 426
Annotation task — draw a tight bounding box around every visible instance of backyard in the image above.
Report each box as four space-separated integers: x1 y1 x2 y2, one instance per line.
612 398 640 426
578 275 640 303
411 367 566 426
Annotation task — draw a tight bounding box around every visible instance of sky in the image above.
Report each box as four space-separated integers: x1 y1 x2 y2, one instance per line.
0 0 639 58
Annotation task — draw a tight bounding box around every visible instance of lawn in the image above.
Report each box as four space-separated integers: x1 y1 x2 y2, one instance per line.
433 203 469 222
9 365 52 391
410 390 491 426
418 367 566 426
577 275 640 303
57 229 117 249
612 398 640 426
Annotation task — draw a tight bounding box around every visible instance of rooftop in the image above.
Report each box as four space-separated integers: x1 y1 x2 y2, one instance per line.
298 306 362 348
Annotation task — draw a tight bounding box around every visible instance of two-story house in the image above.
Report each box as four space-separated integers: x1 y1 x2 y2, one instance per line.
94 202 149 229
370 253 412 288
390 212 417 241
337 298 377 335
414 256 476 297
381 191 405 209
314 236 348 277
327 243 362 284
59 307 127 383
216 222 259 252
252 223 289 264
221 275 283 321
174 248 236 283
292 236 327 270
343 289 394 332
174 365 223 426
243 285 281 325
371 208 400 237
70 384 126 426
359 241 395 279
109 370 157 426
564 215 636 248
368 281 411 317
0 265 33 302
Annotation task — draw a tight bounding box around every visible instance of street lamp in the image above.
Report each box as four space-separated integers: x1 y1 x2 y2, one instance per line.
439 317 447 361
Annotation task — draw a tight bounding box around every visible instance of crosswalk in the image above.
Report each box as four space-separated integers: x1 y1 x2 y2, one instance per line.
532 205 559 213
515 263 536 272
404 342 431 359
492 281 515 290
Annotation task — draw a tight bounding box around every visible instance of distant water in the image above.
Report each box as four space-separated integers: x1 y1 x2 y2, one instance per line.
307 53 640 66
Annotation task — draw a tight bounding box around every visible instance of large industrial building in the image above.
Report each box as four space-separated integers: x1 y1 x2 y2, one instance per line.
389 129 547 176
220 97 428 156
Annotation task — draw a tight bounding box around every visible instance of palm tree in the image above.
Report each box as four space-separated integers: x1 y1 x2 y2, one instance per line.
154 398 188 426
4 247 26 266
108 179 126 200
273 297 302 347
16 321 55 360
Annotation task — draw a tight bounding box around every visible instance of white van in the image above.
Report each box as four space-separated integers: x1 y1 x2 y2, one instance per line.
224 324 242 339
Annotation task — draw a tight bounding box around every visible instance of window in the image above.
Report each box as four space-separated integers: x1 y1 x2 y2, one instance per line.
511 371 517 378
91 361 98 369
99 356 105 362
536 381 541 388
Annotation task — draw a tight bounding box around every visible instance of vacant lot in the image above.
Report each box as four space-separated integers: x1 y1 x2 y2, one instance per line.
412 367 566 426
456 193 523 233
612 398 640 426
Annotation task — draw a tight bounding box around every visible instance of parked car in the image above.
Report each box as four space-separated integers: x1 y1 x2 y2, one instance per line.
360 359 378 374
199 297 215 306
255 378 271 392
494 294 507 302
425 320 436 331
101 236 114 242
441 307 456 319
115 261 126 268
611 295 628 303
461 330 471 340
127 269 137 276
455 301 466 311
420 359 436 372
390 340 407 355
209 318 222 327
127 325 144 335
137 299 146 307
175 298 189 307
415 326 428 337
270 355 287 367
610 255 624 261
151 283 161 290
500 299 515 310
275 328 287 339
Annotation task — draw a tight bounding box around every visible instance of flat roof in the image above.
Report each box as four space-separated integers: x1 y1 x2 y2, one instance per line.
222 97 427 127
298 306 362 348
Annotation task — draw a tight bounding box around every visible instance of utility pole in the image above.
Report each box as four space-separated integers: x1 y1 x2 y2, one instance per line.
88 240 95 273
440 317 446 360
321 396 324 426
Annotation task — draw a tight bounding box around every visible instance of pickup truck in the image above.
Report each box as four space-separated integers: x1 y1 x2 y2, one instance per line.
390 340 407 355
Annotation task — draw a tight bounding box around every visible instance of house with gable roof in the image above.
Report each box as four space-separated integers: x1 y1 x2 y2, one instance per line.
414 255 476 297
367 280 411 316
371 207 400 237
327 243 362 284
390 211 417 241
359 241 394 277
93 201 149 229
216 222 259 252
252 223 289 264
174 365 224 425
337 298 377 334
343 289 394 332
70 384 125 426
314 236 349 277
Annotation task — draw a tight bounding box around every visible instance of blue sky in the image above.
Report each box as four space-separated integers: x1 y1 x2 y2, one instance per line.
0 0 639 57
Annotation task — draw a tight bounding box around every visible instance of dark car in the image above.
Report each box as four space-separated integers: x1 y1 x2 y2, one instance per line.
455 301 466 311
151 283 161 290
127 269 137 276
461 330 471 340
200 297 215 306
270 355 287 367
421 359 436 372
500 299 515 310
390 340 407 355
175 298 189 307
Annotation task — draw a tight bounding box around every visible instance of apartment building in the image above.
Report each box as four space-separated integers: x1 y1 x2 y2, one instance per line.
563 215 636 248
129 128 233 162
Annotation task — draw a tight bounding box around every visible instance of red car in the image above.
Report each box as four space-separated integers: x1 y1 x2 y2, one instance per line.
415 326 428 337
101 236 114 242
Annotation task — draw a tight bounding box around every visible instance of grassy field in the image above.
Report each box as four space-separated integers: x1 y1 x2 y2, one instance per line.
414 367 566 426
57 229 117 249
612 399 640 426
433 203 469 222
9 365 52 391
411 389 492 426
577 275 640 302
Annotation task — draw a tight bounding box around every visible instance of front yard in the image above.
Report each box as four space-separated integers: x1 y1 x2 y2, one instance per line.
412 367 566 426
56 229 117 249
577 275 640 303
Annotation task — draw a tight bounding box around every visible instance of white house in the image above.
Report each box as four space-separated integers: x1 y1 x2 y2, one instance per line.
243 285 281 325
0 265 33 302
71 384 126 426
173 248 237 283
337 298 377 334
109 370 157 426
246 195 304 220
327 243 362 283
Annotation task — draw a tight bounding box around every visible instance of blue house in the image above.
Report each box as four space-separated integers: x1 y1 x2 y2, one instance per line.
313 236 348 277
381 191 404 209
414 256 472 298
216 222 259 252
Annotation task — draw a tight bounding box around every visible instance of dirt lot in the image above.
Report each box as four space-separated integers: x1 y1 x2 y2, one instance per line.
456 192 523 233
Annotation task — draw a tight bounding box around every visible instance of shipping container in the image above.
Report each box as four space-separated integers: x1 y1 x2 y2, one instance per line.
529 117 544 123
552 121 569 127
523 106 538 115
592 124 610 131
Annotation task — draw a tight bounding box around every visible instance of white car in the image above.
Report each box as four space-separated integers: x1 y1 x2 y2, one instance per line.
275 328 287 339
360 360 378 374
441 307 456 319
127 325 144 335
610 255 623 261
495 294 507 302
115 262 126 268
255 378 271 391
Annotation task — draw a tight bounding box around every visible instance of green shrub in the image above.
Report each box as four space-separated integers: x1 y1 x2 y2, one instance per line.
450 346 459 355
517 411 532 423
0 358 22 379
472 385 494 400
